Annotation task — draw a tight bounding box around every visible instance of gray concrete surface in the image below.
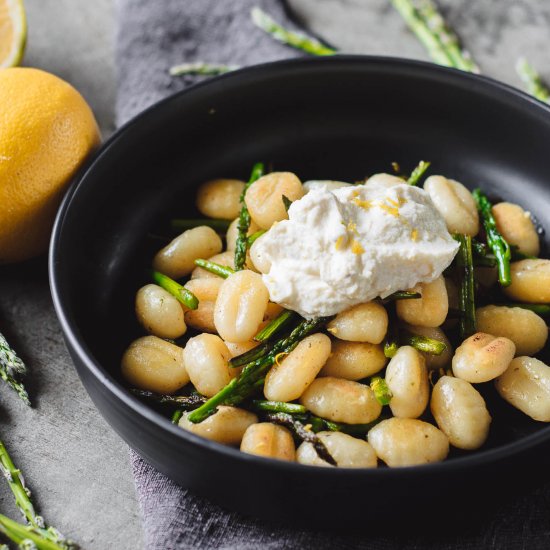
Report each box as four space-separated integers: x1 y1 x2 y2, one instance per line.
2 1 550 549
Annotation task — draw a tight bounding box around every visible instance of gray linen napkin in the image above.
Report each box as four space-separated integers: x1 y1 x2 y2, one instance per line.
116 2 550 548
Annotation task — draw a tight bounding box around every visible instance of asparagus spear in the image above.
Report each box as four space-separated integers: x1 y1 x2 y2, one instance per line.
416 0 479 73
370 377 393 405
392 0 478 72
171 410 184 424
454 234 476 338
381 291 421 304
472 189 512 286
247 230 266 247
235 163 265 271
407 160 431 186
251 7 336 57
169 62 239 77
0 514 68 550
0 440 76 549
152 271 199 309
188 317 328 423
229 343 270 368
194 259 234 278
170 218 231 232
501 303 550 317
254 310 298 342
130 389 206 410
251 400 307 415
0 333 30 406
516 58 550 104
264 412 337 465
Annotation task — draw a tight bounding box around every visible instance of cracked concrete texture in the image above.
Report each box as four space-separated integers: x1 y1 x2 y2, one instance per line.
2 1 550 549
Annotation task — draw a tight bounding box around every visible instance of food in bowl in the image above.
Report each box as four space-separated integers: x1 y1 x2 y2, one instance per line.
121 162 550 468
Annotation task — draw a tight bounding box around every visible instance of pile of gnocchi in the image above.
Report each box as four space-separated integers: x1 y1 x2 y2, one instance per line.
121 169 550 468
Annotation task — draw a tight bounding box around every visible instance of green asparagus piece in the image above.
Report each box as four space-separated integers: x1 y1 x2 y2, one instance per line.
382 291 422 304
170 218 231 232
384 339 399 358
130 389 206 410
247 230 266 247
194 259 234 278
501 303 550 317
282 195 293 212
407 160 431 186
416 0 479 73
370 377 393 405
235 162 265 271
229 343 270 368
152 271 199 309
0 514 68 550
254 310 297 342
455 234 476 338
169 62 240 77
0 440 76 549
0 333 30 406
516 58 550 103
188 317 328 423
171 410 184 424
251 7 336 57
473 189 512 286
251 400 307 415
401 331 447 355
264 412 337 465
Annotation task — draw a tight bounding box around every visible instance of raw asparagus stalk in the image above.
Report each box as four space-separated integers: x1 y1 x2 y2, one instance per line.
416 0 479 72
407 160 431 185
169 62 239 77
188 317 328 423
152 271 199 309
472 189 512 286
253 310 297 342
130 389 206 410
392 0 478 72
264 412 337 465
234 162 265 271
0 333 30 406
251 7 336 57
454 234 476 338
170 218 231 232
0 440 76 549
370 377 393 405
400 331 448 355
516 58 550 103
194 259 234 278
0 514 68 550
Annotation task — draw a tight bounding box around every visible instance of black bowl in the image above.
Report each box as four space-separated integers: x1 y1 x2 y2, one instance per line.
49 56 550 525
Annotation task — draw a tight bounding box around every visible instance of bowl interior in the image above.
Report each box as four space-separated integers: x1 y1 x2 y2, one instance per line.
52 57 550 464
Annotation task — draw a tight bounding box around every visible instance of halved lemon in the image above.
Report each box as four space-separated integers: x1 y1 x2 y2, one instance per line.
0 0 26 68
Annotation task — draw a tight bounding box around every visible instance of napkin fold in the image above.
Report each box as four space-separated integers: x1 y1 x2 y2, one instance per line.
116 1 550 548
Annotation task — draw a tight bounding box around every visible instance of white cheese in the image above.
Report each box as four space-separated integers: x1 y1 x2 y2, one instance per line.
251 178 459 319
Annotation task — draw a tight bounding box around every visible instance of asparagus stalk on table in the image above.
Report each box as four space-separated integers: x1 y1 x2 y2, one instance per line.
391 0 478 72
151 270 199 309
188 317 329 423
250 7 337 57
516 58 550 104
234 162 265 271
0 440 76 549
472 189 512 287
0 332 30 406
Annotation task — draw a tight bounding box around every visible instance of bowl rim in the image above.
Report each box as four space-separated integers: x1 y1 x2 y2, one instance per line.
49 54 550 476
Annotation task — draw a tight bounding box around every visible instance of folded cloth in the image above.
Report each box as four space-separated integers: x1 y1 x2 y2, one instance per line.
116 1 550 548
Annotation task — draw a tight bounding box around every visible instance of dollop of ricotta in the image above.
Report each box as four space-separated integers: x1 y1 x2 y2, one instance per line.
252 179 459 318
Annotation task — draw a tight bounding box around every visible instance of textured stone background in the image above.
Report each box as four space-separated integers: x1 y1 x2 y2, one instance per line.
1 1 550 549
